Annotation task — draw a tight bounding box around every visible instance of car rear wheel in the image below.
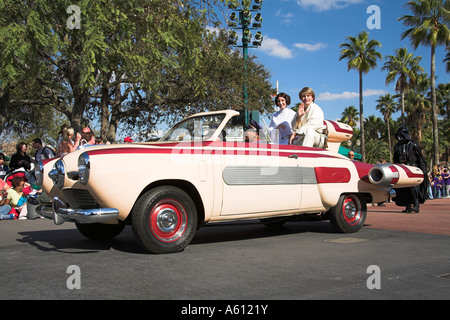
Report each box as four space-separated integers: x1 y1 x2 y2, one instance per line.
330 194 366 233
131 186 197 254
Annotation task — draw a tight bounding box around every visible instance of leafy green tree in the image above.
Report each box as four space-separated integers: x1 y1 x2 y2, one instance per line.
399 0 450 165
0 0 273 142
339 31 382 162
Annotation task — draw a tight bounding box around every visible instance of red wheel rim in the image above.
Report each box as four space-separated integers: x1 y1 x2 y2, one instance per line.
342 195 362 226
149 199 187 243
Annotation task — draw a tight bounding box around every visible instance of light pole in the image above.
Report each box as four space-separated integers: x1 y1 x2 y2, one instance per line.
228 0 263 106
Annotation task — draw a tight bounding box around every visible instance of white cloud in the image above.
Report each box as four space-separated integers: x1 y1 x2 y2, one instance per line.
318 91 358 100
260 36 294 59
317 89 387 101
364 89 388 96
274 9 295 24
296 0 364 12
294 42 327 51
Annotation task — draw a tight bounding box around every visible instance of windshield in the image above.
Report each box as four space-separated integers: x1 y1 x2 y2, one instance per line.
160 114 226 142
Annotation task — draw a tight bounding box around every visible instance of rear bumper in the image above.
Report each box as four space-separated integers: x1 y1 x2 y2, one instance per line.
34 196 119 225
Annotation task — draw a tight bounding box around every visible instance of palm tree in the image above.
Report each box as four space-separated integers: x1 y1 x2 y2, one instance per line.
436 82 450 119
339 31 382 163
364 115 384 141
382 47 423 125
365 139 389 165
340 105 359 129
376 94 396 162
404 73 431 144
399 0 450 166
445 46 450 73
340 106 360 149
435 82 450 161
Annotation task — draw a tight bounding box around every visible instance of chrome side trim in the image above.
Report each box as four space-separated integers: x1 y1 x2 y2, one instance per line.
222 166 317 185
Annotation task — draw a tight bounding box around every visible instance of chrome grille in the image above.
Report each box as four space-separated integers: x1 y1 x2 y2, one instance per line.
63 189 98 209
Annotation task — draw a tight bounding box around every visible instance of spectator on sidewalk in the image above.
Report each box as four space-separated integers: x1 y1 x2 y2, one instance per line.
6 176 28 219
433 173 443 199
32 138 55 162
59 127 81 156
9 142 32 171
442 167 450 198
0 185 13 220
0 153 9 180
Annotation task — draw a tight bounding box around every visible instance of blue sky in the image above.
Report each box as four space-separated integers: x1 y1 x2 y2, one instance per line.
235 0 449 123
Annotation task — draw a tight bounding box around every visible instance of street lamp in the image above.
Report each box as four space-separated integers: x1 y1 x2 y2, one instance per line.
227 0 263 105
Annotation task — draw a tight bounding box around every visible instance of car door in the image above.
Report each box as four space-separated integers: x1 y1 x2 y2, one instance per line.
218 144 303 216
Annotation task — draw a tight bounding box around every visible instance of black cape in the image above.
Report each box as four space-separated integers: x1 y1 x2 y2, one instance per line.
393 140 428 206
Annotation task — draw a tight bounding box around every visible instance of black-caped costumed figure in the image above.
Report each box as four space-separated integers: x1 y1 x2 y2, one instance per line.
393 127 428 213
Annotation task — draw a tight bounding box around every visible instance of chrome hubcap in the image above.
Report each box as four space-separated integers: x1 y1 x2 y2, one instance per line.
157 209 178 233
344 202 357 220
150 200 187 243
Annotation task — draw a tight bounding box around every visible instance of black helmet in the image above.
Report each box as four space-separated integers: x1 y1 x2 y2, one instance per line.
395 126 411 142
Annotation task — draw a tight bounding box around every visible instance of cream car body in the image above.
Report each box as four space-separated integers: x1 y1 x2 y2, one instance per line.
34 110 424 253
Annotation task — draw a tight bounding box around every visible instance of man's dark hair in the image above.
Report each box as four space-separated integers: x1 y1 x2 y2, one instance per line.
32 138 43 145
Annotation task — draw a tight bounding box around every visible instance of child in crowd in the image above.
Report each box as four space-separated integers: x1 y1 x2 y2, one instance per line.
442 168 450 198
433 173 443 199
6 176 29 219
0 181 13 220
0 153 9 180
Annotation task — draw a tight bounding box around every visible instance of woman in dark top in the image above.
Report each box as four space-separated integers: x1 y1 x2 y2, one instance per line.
9 142 32 171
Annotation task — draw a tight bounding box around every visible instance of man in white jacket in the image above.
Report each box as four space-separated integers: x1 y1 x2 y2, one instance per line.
290 87 325 147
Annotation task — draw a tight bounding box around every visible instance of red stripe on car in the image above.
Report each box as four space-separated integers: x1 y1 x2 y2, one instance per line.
315 167 351 184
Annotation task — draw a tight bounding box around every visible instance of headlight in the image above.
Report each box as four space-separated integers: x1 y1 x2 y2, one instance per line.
49 159 65 189
78 153 90 185
34 161 44 187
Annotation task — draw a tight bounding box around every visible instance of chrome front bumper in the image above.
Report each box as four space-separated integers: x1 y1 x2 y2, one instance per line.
33 196 119 225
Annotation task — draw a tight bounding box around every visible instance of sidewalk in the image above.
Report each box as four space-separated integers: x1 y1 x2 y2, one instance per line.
365 197 450 236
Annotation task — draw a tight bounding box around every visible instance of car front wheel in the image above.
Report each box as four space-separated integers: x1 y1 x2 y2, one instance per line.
131 186 198 254
329 194 367 233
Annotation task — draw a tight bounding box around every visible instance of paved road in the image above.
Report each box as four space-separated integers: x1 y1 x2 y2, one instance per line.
1 198 449 303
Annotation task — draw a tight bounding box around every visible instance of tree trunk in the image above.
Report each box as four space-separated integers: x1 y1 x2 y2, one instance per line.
430 45 439 166
100 80 110 142
66 61 90 134
401 90 405 126
387 117 392 163
359 70 365 163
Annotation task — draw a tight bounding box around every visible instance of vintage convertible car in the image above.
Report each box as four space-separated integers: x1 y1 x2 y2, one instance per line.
33 109 424 253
